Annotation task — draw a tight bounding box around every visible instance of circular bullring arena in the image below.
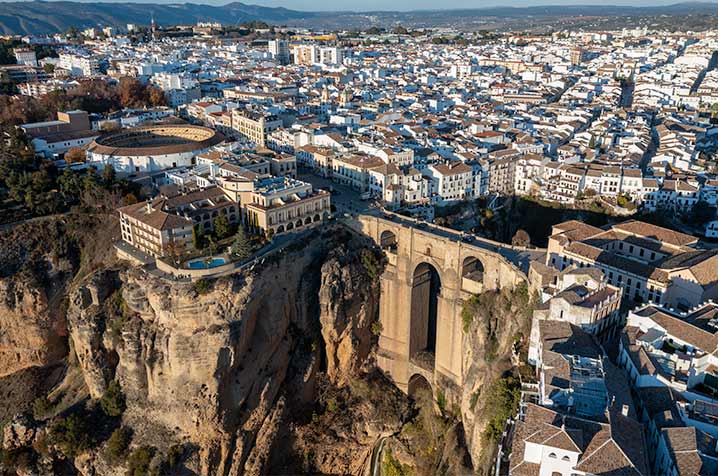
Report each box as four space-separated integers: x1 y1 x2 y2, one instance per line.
86 124 225 174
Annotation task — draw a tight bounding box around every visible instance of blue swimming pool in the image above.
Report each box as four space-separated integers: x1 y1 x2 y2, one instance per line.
187 257 227 269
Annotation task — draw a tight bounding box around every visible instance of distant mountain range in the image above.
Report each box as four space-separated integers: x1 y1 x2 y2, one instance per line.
0 1 315 35
2 0 718 36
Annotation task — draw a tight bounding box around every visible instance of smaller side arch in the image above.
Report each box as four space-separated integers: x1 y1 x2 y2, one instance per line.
380 229 398 251
408 373 432 399
462 256 485 281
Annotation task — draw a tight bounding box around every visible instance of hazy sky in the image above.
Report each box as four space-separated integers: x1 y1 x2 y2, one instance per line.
249 0 712 11
4 0 713 11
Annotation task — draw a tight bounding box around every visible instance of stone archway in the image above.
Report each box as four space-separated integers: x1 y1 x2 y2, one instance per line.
462 256 484 280
410 262 441 367
461 255 485 292
408 373 432 399
380 229 398 251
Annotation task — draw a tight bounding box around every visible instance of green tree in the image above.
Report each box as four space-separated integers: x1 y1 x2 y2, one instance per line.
166 444 183 468
192 226 203 249
100 380 126 417
126 446 155 476
193 279 211 295
101 164 116 185
230 227 252 259
213 214 230 239
105 426 132 463
49 414 92 456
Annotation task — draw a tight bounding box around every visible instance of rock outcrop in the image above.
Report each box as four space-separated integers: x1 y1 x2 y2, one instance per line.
62 226 391 476
459 285 534 472
0 250 72 379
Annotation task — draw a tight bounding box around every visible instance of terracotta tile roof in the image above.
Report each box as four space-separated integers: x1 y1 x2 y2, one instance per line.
540 321 601 359
509 404 648 476
662 427 718 476
612 220 698 248
635 306 718 353
431 161 472 175
118 199 193 231
635 386 684 427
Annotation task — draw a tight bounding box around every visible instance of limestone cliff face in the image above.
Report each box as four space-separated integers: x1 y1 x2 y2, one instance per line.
319 248 381 385
459 286 533 472
65 227 391 476
0 216 115 419
0 276 68 379
0 219 83 388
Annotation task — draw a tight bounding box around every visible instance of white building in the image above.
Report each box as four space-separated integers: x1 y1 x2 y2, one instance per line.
14 49 37 67
425 161 473 202
58 53 100 77
268 39 290 65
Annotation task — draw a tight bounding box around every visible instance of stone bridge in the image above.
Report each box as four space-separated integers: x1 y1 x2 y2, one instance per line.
354 214 530 398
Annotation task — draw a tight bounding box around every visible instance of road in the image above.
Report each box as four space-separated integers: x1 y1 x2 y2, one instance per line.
297 170 376 215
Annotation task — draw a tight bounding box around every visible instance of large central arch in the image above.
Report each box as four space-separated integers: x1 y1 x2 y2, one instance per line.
410 262 441 366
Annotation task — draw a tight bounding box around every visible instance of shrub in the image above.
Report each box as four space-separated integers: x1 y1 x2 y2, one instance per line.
511 229 530 247
49 413 93 456
383 448 412 476
436 388 447 415
32 396 52 420
106 290 132 342
166 444 184 468
461 294 481 333
105 426 132 463
483 376 521 443
126 446 155 476
469 390 480 411
485 335 499 362
0 447 37 473
371 320 383 336
100 380 126 418
360 248 384 279
193 279 211 295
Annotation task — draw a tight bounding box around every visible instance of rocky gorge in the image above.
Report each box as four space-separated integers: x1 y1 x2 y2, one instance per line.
0 218 530 476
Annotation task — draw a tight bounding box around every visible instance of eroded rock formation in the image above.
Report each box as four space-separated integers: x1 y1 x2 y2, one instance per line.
62 227 396 475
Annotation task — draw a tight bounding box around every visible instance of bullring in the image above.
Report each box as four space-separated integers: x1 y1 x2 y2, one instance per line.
86 124 225 174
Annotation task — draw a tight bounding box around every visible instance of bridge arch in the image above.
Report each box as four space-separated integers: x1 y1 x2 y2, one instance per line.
357 214 530 397
408 373 432 399
410 262 442 365
462 256 485 281
380 229 398 251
